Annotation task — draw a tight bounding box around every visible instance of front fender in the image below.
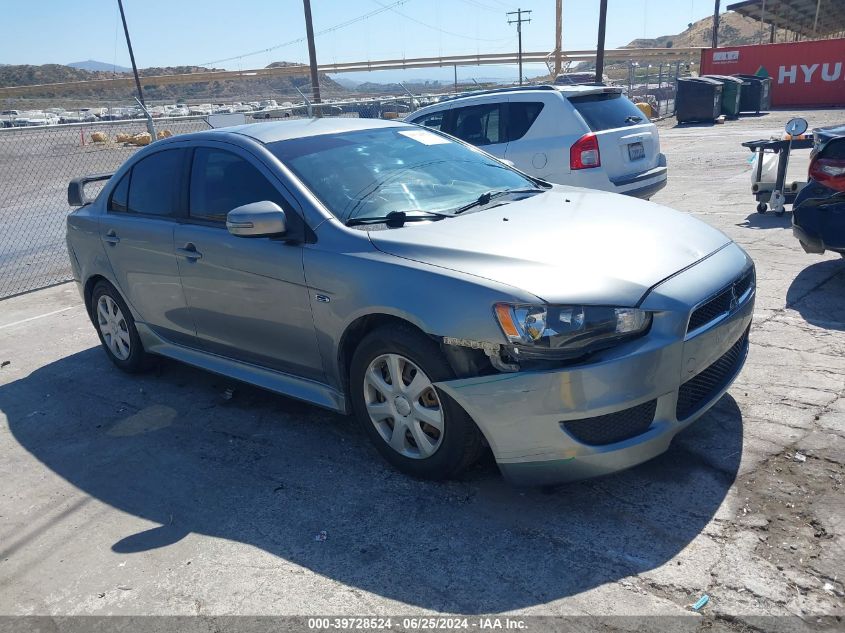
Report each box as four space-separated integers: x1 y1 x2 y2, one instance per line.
302 228 540 392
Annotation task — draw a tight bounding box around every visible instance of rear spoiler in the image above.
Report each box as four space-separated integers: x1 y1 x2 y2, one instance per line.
68 172 113 207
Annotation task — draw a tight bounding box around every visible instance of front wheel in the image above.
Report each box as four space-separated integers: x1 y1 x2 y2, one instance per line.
349 325 483 480
757 202 768 214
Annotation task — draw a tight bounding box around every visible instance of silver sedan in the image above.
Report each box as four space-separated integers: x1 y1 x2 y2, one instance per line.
66 118 754 485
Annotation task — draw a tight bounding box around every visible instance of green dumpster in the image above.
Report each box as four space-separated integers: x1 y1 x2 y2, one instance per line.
702 75 743 118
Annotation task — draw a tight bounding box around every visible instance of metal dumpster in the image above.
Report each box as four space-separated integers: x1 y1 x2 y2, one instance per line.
703 75 743 118
734 74 772 114
675 77 723 123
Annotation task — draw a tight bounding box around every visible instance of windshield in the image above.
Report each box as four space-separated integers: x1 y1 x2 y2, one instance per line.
268 127 536 223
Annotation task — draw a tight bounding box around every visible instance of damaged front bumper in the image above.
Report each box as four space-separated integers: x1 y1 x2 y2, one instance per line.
435 244 754 486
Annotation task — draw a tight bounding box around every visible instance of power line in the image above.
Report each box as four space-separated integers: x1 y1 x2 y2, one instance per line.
372 0 514 42
456 0 503 12
197 0 411 67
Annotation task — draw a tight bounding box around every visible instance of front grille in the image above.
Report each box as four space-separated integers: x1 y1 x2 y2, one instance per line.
562 399 657 446
687 268 755 333
676 330 749 420
734 268 754 299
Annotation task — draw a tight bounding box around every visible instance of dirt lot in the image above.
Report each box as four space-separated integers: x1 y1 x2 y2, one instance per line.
0 109 843 631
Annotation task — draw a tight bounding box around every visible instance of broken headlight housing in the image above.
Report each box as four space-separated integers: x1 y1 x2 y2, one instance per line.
493 303 652 360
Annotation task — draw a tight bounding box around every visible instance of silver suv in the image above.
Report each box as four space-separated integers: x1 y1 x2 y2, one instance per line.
67 118 752 486
407 85 668 199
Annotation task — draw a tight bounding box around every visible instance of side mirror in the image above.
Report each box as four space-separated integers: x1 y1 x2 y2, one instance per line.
226 201 287 237
785 117 808 137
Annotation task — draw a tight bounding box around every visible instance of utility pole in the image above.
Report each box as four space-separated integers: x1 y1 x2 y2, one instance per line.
302 0 322 113
594 0 608 84
507 9 531 85
554 0 562 78
116 0 145 108
712 0 721 48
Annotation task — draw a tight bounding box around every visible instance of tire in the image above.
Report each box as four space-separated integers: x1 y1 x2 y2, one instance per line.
91 281 152 373
775 209 785 217
757 202 767 214
349 324 483 480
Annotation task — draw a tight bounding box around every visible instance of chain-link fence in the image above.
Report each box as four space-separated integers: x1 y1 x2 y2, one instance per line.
0 116 211 299
0 94 430 299
625 62 695 118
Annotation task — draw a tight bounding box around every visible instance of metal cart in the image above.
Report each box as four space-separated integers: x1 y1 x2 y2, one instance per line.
742 136 813 215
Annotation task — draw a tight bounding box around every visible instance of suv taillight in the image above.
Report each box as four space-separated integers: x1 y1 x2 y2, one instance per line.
809 157 845 192
570 133 601 170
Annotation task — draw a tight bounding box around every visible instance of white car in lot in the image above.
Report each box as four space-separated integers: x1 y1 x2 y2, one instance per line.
406 85 667 199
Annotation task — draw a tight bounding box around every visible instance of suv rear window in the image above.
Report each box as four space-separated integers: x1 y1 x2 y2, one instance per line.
569 92 645 132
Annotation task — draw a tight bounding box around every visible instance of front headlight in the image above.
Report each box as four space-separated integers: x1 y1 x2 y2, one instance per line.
494 303 652 359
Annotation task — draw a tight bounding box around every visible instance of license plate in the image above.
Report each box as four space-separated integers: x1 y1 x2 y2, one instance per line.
628 142 645 161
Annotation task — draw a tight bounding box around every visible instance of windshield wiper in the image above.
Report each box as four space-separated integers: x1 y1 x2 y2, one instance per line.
345 210 450 228
625 115 643 124
452 188 545 215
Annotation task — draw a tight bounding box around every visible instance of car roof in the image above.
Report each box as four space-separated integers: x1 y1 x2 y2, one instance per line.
407 84 621 114
224 117 411 144
405 84 622 121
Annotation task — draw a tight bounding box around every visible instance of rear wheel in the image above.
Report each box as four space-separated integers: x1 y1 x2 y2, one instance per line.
91 281 151 373
350 325 483 480
757 202 768 214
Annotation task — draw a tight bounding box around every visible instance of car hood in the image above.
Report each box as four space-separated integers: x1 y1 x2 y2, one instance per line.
367 189 731 306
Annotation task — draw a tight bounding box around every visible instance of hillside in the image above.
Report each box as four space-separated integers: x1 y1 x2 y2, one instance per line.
0 62 345 104
625 11 765 49
566 11 766 81
67 60 131 73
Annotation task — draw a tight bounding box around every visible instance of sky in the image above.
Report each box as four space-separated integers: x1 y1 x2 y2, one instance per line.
0 0 716 83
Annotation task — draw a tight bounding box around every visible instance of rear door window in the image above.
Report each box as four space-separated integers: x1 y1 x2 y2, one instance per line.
108 172 130 213
507 102 544 141
450 103 504 146
569 92 646 131
126 149 184 216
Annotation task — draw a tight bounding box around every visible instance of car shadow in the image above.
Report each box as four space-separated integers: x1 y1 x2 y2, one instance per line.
786 259 845 331
2 348 743 612
671 120 720 128
737 210 793 229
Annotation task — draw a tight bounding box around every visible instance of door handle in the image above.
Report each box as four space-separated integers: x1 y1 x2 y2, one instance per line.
176 243 202 260
103 230 120 245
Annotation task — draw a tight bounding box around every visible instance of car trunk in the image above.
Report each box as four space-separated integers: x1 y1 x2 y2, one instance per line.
568 91 661 182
